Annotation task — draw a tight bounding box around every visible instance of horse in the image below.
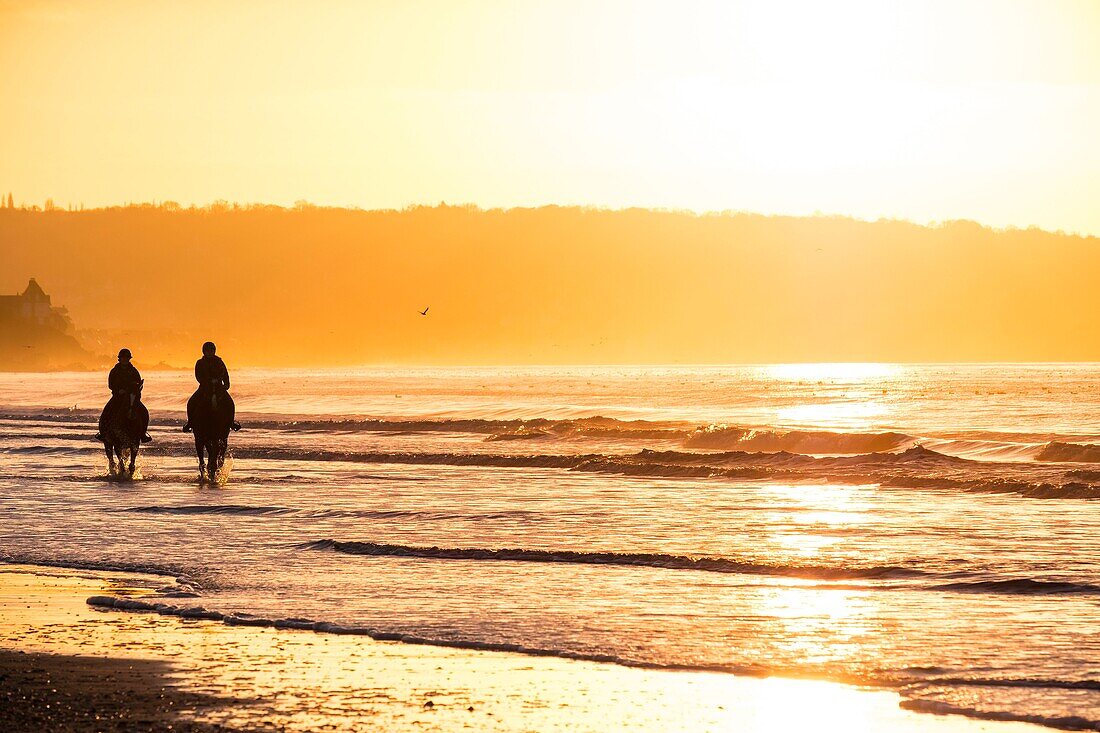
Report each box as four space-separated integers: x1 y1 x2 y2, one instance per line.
99 380 149 478
188 382 234 482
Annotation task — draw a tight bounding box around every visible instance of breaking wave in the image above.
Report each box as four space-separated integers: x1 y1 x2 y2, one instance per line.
299 539 930 580
1037 442 1100 464
9 426 1100 498
118 504 542 521
243 418 928 456
684 426 915 453
21 438 1100 500
910 677 1100 691
224 443 961 471
300 540 1100 598
928 578 1100 595
217 445 1100 499
898 699 1099 731
0 445 80 455
246 415 687 441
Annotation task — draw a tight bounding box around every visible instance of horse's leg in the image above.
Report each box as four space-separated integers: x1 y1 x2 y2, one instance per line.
208 441 219 481
104 443 115 475
129 444 138 476
114 445 125 478
194 435 205 480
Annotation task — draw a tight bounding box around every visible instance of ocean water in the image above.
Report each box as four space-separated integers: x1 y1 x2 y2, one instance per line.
2 364 1100 730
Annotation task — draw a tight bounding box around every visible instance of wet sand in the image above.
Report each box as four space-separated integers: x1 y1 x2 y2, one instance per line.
0 650 238 732
0 564 1047 732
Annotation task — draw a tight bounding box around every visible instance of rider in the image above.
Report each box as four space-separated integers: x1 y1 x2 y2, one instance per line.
183 341 241 433
96 348 152 442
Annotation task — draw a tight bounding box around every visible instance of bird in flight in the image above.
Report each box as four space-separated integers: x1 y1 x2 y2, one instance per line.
419 306 430 316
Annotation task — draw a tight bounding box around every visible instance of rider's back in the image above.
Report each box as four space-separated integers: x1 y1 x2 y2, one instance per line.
195 355 230 390
108 362 141 395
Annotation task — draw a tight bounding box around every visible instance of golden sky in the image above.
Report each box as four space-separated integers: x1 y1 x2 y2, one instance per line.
2 0 1099 233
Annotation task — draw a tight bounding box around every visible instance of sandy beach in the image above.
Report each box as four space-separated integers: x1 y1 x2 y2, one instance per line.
0 564 1049 733
4 1 1100 728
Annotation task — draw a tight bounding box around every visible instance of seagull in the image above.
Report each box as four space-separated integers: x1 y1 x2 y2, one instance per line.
418 306 429 316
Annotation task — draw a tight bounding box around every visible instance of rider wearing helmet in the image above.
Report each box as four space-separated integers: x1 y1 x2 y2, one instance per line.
183 341 241 432
96 348 152 442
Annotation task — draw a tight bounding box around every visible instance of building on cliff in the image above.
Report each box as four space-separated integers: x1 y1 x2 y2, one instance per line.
0 278 74 332
0 278 93 371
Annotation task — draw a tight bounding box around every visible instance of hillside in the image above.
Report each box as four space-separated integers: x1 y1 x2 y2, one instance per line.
1 205 1098 365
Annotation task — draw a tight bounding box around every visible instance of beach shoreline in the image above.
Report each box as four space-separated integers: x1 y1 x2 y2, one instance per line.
0 563 1050 732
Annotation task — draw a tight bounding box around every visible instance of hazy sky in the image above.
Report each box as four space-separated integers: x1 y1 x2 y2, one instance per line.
2 0 1099 233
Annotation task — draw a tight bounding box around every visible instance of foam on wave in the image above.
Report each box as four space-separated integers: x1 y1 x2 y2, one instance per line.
1 555 203 591
84 593 772 675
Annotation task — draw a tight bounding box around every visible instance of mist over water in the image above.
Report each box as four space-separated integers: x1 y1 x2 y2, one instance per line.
3 364 1100 730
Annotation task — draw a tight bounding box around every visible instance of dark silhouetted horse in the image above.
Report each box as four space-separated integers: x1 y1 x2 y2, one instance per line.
188 384 234 482
100 380 149 478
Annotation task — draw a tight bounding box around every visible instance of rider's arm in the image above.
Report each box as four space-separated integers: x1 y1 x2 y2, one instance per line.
221 360 230 390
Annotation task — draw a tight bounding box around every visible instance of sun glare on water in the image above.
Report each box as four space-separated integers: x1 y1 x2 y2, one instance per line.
759 363 899 429
764 363 901 383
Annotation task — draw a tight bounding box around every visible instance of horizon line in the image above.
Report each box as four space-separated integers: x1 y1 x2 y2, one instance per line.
29 359 1100 372
0 198 1094 240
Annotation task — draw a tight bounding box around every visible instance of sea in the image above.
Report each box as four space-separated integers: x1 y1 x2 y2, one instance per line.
2 364 1099 730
